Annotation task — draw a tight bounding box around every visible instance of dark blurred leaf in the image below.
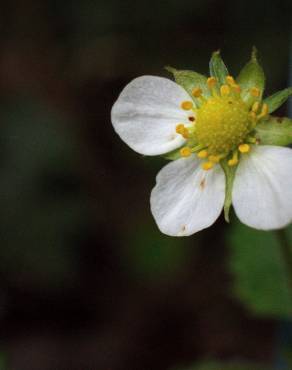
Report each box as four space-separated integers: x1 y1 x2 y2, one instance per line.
174 360 270 370
254 116 292 146
124 220 191 282
0 97 89 289
228 222 292 319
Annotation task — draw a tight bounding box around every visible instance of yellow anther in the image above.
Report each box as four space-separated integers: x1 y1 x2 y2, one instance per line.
238 143 250 153
176 123 185 134
231 84 241 93
220 85 230 96
181 101 193 110
258 103 269 119
192 88 202 98
249 111 257 120
250 87 260 97
208 155 221 163
197 150 208 159
182 128 189 139
228 151 238 167
207 77 217 89
252 101 260 113
226 75 235 85
202 161 214 171
180 147 192 157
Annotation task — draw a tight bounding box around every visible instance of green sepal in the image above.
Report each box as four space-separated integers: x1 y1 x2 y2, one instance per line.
209 50 229 86
264 87 292 114
165 66 210 99
237 47 265 107
254 116 292 146
163 147 182 161
220 159 237 222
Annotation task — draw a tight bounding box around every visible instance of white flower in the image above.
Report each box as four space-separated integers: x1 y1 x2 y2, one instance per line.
111 75 292 236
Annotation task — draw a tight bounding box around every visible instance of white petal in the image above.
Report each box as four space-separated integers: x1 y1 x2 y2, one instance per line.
233 145 292 230
111 76 193 155
150 156 225 236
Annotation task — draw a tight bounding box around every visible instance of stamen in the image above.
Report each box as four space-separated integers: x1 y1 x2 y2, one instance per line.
188 116 195 122
226 75 235 85
228 151 238 166
258 103 268 119
180 147 192 157
251 101 260 113
192 88 202 98
208 155 221 163
207 77 217 89
231 84 241 93
181 101 194 110
176 124 185 134
220 85 230 96
238 143 250 153
197 150 208 158
202 161 214 171
249 111 257 120
250 87 260 97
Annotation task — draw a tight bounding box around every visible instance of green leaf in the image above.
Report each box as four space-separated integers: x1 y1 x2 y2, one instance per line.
209 50 229 85
228 222 292 319
166 66 210 99
264 87 292 113
254 116 292 146
220 160 237 222
237 48 265 106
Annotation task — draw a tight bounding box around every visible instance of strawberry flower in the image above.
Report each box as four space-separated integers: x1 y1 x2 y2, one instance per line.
111 50 292 236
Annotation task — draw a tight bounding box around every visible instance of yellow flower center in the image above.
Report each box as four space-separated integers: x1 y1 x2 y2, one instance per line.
177 76 268 170
195 96 251 156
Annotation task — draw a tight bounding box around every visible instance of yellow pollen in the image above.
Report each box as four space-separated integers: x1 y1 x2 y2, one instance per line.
228 151 239 166
197 150 208 158
226 75 235 85
220 85 230 96
181 101 193 110
238 143 250 153
252 101 260 113
192 88 202 98
202 161 214 171
250 87 260 97
195 96 251 156
176 123 185 134
249 111 257 120
182 128 189 138
231 84 241 93
207 77 217 89
180 147 192 157
208 155 221 163
258 103 269 119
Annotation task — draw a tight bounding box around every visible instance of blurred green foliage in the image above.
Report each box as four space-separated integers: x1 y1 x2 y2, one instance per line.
228 221 292 319
0 97 89 289
123 220 193 283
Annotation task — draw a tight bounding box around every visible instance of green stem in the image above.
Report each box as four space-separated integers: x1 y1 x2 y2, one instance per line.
276 229 292 297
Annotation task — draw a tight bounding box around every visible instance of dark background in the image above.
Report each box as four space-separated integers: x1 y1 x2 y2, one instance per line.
0 1 291 369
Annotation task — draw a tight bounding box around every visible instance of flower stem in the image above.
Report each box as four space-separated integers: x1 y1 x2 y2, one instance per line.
276 229 292 296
